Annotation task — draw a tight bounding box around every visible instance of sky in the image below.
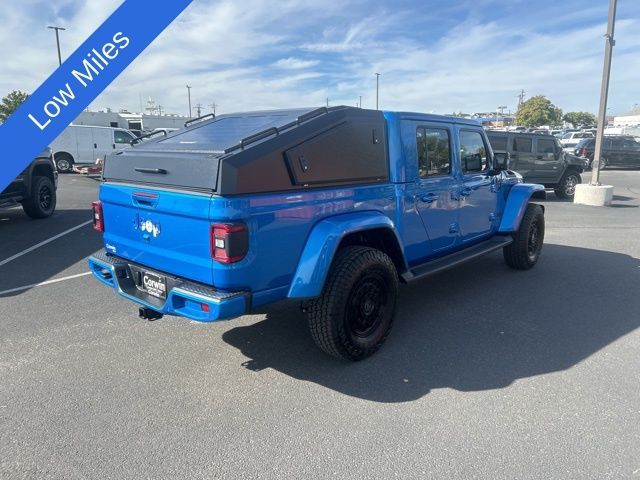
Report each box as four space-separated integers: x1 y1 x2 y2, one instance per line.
0 0 639 118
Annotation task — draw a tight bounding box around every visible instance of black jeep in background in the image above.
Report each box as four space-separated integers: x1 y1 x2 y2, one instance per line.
0 148 57 218
487 132 586 199
574 135 640 169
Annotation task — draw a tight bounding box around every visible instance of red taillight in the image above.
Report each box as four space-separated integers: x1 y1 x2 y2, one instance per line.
210 223 248 264
92 201 104 232
580 148 588 157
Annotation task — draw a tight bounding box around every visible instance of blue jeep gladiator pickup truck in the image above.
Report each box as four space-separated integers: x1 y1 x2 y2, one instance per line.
89 106 545 360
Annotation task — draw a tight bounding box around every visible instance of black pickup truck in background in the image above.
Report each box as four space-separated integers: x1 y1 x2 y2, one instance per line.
0 148 57 218
487 132 587 199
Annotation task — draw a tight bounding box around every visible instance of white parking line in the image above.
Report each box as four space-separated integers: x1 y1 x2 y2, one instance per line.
0 220 92 268
0 271 92 296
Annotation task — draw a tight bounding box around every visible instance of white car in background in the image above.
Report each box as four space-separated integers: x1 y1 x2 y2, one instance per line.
560 131 594 151
49 125 137 172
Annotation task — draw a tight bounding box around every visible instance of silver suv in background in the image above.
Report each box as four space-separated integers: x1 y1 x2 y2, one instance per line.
560 131 594 151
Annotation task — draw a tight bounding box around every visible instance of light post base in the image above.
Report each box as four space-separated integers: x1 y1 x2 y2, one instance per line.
573 184 614 206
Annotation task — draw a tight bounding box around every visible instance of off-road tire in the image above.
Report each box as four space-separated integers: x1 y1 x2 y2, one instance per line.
554 171 581 199
22 176 56 219
503 203 544 270
54 152 74 173
307 246 398 361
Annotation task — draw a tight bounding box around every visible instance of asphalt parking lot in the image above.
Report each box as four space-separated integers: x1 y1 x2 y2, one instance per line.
1 172 639 479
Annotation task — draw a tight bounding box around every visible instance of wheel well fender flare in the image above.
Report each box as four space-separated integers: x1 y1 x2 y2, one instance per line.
287 211 407 299
25 161 55 196
564 166 584 176
499 183 546 233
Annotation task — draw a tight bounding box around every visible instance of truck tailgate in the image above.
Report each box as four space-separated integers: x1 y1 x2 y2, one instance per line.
100 183 213 284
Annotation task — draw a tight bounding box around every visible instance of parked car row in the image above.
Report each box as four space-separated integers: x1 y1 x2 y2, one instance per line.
574 135 640 169
560 131 594 150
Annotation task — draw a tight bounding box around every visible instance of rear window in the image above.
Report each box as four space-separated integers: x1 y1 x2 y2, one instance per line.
514 137 532 152
576 138 594 148
158 110 311 151
417 127 451 177
487 135 507 151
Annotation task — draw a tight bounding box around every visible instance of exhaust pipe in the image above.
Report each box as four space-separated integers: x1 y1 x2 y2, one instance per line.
139 307 163 321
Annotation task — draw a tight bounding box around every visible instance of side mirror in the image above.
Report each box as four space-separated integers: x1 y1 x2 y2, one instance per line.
463 155 482 172
493 152 510 172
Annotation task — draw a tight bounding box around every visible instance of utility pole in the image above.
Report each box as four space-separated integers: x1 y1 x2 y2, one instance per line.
326 98 329 107
47 26 66 66
359 95 362 108
209 102 217 115
591 0 617 185
157 105 163 116
375 73 380 110
516 89 526 107
195 103 202 117
186 85 192 118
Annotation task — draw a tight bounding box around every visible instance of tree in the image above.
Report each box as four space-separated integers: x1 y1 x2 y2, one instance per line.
0 90 29 123
563 111 596 127
515 95 562 127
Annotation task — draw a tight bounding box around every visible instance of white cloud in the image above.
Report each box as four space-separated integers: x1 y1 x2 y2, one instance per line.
272 57 320 70
0 0 638 117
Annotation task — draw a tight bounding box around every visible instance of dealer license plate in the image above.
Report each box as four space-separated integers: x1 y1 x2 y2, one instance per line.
140 271 167 299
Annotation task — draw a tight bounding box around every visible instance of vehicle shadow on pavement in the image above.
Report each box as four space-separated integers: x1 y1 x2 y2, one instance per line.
223 244 640 403
0 209 102 297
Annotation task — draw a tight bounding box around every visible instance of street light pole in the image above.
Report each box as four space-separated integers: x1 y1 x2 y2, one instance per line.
186 85 192 118
591 0 617 186
47 26 66 66
375 73 380 110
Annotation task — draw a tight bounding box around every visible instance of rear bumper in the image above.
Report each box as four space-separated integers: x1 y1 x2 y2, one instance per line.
88 250 249 322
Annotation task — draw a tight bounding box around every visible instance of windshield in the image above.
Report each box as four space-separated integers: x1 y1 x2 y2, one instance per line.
158 109 312 151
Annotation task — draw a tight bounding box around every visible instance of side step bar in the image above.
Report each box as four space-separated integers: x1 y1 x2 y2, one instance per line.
401 236 513 282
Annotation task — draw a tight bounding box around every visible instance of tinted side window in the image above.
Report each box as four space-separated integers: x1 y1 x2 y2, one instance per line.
537 138 555 154
554 139 562 151
488 135 507 151
114 130 133 144
417 127 451 177
610 138 624 149
459 130 487 173
623 139 640 150
514 137 532 153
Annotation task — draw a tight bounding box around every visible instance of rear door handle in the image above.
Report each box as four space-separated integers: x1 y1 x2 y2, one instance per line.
135 167 167 174
420 193 437 203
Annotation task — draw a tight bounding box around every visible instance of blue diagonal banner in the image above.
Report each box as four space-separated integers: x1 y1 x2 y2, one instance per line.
0 0 193 192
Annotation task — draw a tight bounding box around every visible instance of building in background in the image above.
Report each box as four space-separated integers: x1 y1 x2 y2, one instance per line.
73 108 189 132
613 105 640 127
